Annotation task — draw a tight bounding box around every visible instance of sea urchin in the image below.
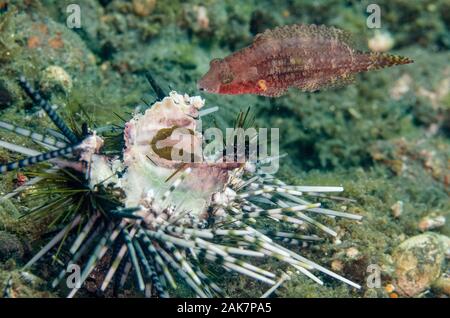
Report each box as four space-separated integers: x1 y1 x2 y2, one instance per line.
0 76 362 298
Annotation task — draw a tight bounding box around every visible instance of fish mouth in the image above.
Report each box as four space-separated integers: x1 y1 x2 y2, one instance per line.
197 81 216 93
197 82 207 92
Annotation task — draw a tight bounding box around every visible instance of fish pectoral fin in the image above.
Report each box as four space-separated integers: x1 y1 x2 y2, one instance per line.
295 73 356 92
258 87 288 97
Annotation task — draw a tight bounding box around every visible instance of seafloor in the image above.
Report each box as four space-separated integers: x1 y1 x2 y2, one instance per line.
0 0 449 298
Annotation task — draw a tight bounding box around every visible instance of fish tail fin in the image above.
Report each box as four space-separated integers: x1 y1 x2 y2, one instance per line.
368 52 414 69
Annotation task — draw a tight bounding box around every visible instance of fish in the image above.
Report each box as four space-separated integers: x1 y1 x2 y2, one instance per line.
197 24 413 97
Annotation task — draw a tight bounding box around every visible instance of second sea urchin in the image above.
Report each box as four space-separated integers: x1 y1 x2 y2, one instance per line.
0 76 362 297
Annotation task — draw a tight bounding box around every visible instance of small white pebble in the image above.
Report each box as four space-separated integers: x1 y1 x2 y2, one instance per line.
391 201 403 218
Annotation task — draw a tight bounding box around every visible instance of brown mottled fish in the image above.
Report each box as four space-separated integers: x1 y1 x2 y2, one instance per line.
198 24 413 97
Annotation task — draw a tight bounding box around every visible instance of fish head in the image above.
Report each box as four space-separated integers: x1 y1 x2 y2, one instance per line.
198 58 236 94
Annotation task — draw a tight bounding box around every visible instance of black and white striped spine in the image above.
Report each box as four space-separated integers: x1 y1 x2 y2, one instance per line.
18 76 79 145
0 144 78 174
0 120 68 149
2 276 13 298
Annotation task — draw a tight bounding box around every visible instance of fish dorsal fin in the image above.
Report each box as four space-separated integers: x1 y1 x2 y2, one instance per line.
254 24 356 48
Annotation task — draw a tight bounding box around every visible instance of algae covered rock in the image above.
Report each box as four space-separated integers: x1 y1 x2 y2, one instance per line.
432 276 450 296
393 232 449 297
0 199 21 230
0 231 24 261
0 268 54 298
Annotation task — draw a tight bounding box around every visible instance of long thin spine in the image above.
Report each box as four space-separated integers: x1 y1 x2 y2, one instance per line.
137 230 177 289
229 229 327 282
100 223 142 291
133 239 169 298
291 263 323 285
268 239 361 289
144 229 196 250
163 242 202 286
266 185 361 220
239 199 338 236
146 229 264 259
45 128 70 142
236 186 303 199
198 106 219 117
108 209 143 220
154 262 168 289
52 222 105 288
118 260 132 289
146 229 276 280
289 211 337 236
235 175 260 191
145 72 168 101
187 259 225 297
202 252 276 285
212 229 252 236
216 251 276 279
0 120 68 149
281 185 344 192
195 237 265 258
268 177 356 202
18 76 79 144
0 140 41 156
192 240 277 279
261 272 290 298
122 230 145 292
69 211 100 254
23 214 82 269
156 246 208 298
149 260 169 297
160 167 192 203
159 223 214 239
2 276 13 298
67 221 120 298
258 230 322 241
0 167 58 203
279 192 361 220
0 144 79 174
232 203 320 219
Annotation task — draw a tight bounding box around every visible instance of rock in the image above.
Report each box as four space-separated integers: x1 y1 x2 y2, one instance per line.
193 5 209 30
345 247 360 259
0 9 98 108
390 201 403 218
368 31 395 53
418 214 446 231
132 0 156 17
331 259 343 272
390 74 412 100
432 276 450 296
41 65 73 94
0 199 21 229
0 268 54 298
392 232 449 297
0 231 24 261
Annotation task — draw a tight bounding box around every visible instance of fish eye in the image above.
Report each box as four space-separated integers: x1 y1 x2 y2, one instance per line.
210 58 222 66
220 73 234 84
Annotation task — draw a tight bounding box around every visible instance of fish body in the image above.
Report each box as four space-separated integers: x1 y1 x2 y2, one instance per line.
198 24 413 97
